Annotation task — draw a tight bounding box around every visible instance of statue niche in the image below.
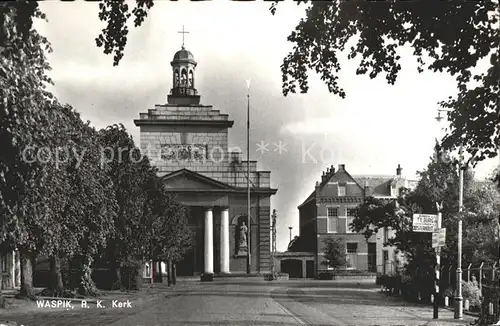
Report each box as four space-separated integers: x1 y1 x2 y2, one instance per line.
236 220 248 257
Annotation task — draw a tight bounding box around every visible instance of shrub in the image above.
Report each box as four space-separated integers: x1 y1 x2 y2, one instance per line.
442 287 454 298
318 272 333 280
462 280 481 310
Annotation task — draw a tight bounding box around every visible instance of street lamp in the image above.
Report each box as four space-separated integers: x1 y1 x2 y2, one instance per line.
246 79 251 275
435 108 466 319
289 226 293 243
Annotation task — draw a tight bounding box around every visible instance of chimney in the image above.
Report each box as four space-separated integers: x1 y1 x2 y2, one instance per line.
396 164 402 177
330 165 335 175
321 171 326 182
326 167 330 175
338 164 345 171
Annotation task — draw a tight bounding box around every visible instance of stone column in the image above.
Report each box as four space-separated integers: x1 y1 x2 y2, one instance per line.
204 208 214 274
220 208 230 274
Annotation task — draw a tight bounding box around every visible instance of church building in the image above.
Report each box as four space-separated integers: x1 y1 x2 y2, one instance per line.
134 44 277 278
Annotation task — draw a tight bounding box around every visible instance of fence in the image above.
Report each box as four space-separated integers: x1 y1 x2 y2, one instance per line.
439 262 500 323
380 261 500 323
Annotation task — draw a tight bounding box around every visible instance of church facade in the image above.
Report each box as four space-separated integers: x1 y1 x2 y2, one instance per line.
134 46 277 277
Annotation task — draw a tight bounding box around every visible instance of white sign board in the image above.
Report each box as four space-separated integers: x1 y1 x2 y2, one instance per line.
432 228 446 248
413 214 438 232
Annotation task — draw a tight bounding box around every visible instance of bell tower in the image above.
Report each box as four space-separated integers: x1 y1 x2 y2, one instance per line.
167 26 200 105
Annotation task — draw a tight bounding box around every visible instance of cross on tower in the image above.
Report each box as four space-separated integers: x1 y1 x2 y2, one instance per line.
178 25 189 49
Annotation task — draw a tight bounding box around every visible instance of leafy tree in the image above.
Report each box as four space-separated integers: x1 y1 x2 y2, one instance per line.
98 124 154 290
322 238 347 271
0 2 54 298
151 191 193 266
60 110 118 296
270 1 499 166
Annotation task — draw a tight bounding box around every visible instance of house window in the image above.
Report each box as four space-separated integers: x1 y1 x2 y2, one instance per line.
338 185 346 197
346 208 358 233
327 207 338 233
346 243 358 269
383 227 389 244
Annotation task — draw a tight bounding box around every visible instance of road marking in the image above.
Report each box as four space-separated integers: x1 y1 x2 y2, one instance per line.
273 298 308 325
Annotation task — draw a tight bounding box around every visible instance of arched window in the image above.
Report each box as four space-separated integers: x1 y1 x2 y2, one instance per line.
188 70 194 87
181 68 187 87
174 69 179 87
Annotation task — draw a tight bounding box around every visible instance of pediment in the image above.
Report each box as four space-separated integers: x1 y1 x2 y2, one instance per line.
161 169 233 190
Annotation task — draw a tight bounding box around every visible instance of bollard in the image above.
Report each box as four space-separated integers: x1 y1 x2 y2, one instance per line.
464 299 470 311
489 302 494 315
444 296 449 307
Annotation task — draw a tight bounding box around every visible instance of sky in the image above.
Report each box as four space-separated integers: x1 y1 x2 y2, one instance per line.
36 1 499 252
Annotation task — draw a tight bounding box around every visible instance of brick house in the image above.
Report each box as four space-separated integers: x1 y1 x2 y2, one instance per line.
298 164 417 276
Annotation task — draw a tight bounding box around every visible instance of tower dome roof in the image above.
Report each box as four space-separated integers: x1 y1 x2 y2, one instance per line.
172 47 196 65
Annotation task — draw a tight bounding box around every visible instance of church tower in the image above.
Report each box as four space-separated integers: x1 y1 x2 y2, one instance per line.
167 45 201 105
135 29 277 278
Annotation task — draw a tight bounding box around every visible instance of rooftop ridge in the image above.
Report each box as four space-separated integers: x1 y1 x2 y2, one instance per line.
352 174 398 179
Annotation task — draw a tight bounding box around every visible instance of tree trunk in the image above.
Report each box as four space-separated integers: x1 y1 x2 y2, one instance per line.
172 263 177 285
112 260 122 290
78 255 97 297
157 261 163 283
167 260 172 286
49 255 64 296
19 249 35 298
134 260 143 291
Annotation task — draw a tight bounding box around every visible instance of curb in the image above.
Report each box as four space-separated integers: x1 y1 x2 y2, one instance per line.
442 306 480 318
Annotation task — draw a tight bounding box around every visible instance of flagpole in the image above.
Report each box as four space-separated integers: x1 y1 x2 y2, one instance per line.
246 80 251 274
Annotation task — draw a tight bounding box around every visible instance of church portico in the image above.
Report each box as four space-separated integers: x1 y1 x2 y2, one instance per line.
134 38 277 280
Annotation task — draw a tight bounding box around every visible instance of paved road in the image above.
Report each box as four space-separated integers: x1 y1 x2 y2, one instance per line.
0 280 475 326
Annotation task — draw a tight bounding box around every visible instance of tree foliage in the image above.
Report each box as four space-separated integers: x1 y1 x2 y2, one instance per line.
322 238 347 270
272 1 499 166
98 124 192 289
352 152 500 276
0 2 54 298
151 192 193 263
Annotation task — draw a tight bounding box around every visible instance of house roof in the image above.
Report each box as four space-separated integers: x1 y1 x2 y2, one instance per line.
471 179 497 192
352 175 396 197
161 168 235 190
297 190 315 209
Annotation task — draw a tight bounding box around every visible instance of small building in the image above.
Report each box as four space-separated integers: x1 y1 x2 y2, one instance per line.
0 250 20 290
298 164 417 276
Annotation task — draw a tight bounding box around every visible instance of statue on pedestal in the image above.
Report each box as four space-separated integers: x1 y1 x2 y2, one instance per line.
237 222 248 256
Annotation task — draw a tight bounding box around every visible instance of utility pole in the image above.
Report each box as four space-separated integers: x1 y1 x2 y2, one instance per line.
455 149 464 319
434 202 443 319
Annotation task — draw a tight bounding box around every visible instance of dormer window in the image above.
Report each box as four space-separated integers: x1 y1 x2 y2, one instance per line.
390 184 397 197
338 184 346 197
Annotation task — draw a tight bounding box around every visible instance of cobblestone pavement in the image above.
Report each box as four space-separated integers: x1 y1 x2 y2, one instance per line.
0 280 477 326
